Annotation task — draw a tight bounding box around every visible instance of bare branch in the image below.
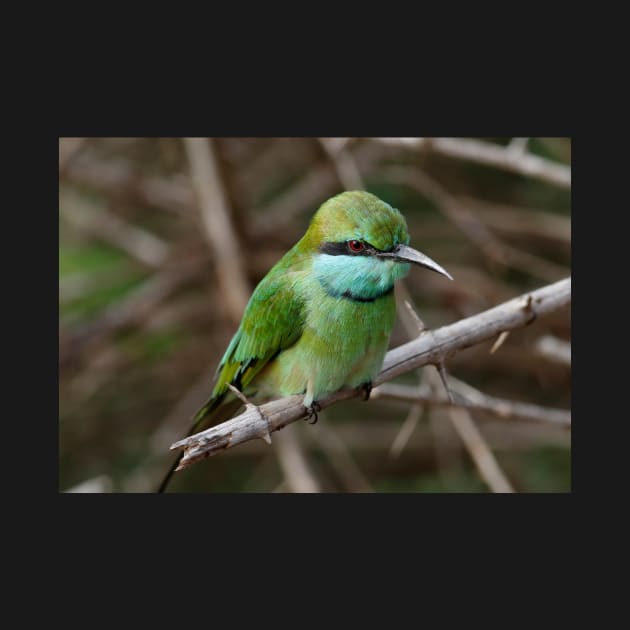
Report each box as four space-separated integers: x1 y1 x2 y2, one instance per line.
309 423 373 492
425 363 514 493
458 197 571 245
382 166 569 282
60 265 191 365
372 382 571 427
445 406 514 492
319 137 365 190
61 150 196 215
372 137 571 188
170 277 571 468
273 428 321 493
59 187 170 268
251 141 385 238
184 137 250 321
389 403 423 459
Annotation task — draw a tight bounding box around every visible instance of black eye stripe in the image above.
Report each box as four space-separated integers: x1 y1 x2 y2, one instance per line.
319 242 352 256
319 241 394 256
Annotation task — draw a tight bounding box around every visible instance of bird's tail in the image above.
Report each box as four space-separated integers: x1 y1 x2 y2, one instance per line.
157 392 228 493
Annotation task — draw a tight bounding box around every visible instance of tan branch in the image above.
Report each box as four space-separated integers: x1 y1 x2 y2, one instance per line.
59 187 170 268
61 150 196 215
184 137 250 321
446 406 514 492
308 423 373 492
170 277 571 470
372 382 571 427
425 366 514 493
319 137 364 190
382 166 568 282
372 137 571 188
251 141 384 238
273 428 321 493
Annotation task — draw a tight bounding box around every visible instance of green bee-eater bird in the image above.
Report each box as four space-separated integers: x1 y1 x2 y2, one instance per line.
158 190 452 491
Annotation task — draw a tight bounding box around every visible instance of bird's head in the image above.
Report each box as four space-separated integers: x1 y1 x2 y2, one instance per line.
302 191 452 302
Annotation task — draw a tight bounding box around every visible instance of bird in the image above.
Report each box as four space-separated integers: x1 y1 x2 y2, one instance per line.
158 190 452 491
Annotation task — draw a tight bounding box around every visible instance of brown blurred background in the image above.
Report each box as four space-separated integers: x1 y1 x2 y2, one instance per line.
59 137 571 493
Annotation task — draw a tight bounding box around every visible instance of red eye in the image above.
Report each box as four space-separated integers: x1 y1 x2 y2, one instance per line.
348 240 364 253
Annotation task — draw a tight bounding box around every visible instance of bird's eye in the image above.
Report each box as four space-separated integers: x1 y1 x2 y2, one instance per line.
348 240 365 253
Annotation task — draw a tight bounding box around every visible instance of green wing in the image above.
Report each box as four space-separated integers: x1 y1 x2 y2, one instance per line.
157 264 305 493
193 267 306 424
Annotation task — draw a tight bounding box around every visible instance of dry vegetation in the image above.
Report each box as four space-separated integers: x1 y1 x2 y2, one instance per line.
59 137 571 493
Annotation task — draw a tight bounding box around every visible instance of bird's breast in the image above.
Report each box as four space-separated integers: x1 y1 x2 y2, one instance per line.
254 283 396 405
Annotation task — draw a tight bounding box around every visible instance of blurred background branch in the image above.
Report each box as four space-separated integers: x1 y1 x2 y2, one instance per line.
59 137 571 493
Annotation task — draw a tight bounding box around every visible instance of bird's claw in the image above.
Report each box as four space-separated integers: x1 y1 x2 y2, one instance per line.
305 401 321 425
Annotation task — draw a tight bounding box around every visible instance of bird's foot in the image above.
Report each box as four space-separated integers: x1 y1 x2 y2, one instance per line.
304 401 322 425
359 381 373 401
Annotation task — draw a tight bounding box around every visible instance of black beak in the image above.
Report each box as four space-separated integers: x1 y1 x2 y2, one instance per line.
378 244 453 280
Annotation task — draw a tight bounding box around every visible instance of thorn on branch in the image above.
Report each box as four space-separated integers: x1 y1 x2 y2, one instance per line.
490 331 510 354
227 384 272 445
434 363 455 404
403 299 426 334
522 295 537 325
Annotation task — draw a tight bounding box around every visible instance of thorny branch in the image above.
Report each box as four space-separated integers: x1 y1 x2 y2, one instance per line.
170 277 571 471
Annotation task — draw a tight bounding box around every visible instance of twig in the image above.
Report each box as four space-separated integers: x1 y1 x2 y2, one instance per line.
184 137 251 322
456 196 571 245
59 187 170 268
319 137 365 190
372 382 571 427
309 423 372 492
61 150 196 215
446 407 514 492
389 404 423 459
382 166 569 282
60 264 193 366
434 362 455 403
372 137 571 188
425 369 514 493
170 277 571 469
251 141 384 238
273 428 321 493
535 335 571 366
388 284 428 459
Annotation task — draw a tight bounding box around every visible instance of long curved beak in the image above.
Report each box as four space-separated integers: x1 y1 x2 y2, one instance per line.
378 244 453 280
